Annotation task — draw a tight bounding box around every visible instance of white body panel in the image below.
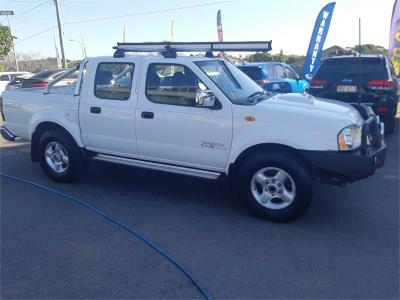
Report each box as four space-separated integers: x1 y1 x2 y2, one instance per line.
78 58 141 156
2 56 364 177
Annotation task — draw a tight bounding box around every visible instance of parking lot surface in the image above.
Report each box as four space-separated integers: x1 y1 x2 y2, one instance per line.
1 120 399 299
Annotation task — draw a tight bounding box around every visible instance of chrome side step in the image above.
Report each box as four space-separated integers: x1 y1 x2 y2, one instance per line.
0 126 16 141
92 154 221 179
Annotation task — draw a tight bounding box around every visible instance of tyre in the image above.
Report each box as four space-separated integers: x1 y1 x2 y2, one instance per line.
38 130 82 182
384 115 395 134
237 152 313 222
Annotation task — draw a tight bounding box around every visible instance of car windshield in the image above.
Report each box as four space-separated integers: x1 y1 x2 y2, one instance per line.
195 60 269 105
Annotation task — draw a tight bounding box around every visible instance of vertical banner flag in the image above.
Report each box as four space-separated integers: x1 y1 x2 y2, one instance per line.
171 20 175 42
217 10 223 42
389 0 400 76
217 9 224 58
303 2 336 80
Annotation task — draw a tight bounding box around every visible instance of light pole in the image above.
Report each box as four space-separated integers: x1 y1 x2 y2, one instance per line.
0 10 18 71
69 39 85 59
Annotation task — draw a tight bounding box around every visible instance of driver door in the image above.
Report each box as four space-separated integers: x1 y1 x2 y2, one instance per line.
135 60 232 171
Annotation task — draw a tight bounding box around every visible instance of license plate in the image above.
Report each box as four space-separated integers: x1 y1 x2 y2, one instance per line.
337 85 357 93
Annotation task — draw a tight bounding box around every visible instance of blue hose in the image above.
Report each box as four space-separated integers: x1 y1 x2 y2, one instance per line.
1 172 212 300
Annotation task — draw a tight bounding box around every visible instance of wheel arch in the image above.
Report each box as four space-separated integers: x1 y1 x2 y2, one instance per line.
228 143 312 176
31 122 82 162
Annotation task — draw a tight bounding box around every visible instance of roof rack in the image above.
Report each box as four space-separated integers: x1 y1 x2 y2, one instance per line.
113 41 272 58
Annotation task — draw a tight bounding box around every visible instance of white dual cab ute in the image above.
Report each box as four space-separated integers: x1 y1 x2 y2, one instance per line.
1 41 387 222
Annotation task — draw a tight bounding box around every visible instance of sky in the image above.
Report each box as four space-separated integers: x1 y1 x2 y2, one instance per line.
0 0 395 60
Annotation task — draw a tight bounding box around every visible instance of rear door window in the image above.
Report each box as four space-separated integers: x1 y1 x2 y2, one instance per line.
284 66 298 80
314 58 388 82
94 62 134 100
274 65 286 79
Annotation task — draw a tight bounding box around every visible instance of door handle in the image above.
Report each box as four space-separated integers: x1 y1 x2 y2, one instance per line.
141 111 154 119
90 107 101 114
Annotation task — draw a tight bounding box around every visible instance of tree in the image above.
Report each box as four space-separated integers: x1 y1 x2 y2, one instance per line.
0 25 13 70
353 44 388 56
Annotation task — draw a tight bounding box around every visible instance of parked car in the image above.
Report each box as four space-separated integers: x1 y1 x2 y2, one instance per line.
21 69 68 88
0 72 33 121
0 71 32 94
237 62 309 93
5 73 33 91
308 55 399 133
0 42 386 222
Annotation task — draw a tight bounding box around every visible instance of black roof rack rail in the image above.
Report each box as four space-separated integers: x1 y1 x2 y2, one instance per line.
113 41 272 58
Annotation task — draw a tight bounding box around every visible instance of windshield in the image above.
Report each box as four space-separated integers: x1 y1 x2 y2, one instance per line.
195 60 267 105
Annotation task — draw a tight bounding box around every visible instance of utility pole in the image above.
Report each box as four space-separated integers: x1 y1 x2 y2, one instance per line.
54 0 67 68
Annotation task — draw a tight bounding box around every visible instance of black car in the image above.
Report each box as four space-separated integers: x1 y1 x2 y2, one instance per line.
21 69 68 88
309 55 398 133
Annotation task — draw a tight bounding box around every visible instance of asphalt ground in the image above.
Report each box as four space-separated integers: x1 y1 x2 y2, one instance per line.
1 119 399 299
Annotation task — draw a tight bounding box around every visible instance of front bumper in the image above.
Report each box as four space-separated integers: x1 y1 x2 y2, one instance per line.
301 142 386 183
0 125 17 141
301 106 386 183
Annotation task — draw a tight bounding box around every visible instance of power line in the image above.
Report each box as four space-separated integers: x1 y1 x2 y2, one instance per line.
11 0 48 21
15 25 55 43
14 0 239 44
64 0 237 25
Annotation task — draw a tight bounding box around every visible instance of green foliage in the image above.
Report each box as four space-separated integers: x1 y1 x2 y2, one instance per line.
353 44 388 55
0 26 13 61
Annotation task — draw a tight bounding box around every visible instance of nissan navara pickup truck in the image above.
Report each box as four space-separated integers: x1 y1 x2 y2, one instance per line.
0 42 387 222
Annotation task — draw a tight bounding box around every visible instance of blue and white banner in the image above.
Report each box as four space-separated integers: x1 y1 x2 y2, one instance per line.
303 2 336 80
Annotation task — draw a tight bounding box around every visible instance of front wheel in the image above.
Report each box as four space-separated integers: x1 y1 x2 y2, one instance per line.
237 152 313 222
38 130 82 182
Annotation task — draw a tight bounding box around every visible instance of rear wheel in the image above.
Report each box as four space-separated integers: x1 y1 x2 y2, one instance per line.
237 152 313 222
38 130 82 182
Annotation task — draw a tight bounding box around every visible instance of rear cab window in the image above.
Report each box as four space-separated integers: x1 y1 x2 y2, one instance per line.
314 57 389 83
94 62 134 100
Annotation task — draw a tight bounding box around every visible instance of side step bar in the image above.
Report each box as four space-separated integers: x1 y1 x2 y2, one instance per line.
0 126 16 141
92 154 221 179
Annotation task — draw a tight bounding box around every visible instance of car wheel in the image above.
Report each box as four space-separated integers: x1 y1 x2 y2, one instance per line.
39 130 81 182
238 152 313 222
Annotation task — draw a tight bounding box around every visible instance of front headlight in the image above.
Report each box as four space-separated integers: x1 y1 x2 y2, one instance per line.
338 125 362 151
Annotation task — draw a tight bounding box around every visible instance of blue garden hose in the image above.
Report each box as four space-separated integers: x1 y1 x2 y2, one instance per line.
1 172 212 300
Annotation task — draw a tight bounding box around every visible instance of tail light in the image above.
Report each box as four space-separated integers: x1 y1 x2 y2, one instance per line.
310 79 327 88
368 80 394 90
377 106 389 113
256 79 269 86
32 81 48 87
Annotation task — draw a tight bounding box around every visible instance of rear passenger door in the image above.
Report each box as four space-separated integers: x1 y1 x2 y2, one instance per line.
79 58 141 156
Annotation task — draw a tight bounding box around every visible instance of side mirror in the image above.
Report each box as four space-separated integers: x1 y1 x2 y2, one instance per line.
196 89 216 108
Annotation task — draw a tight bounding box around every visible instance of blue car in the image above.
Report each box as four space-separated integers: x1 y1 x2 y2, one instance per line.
237 62 309 93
